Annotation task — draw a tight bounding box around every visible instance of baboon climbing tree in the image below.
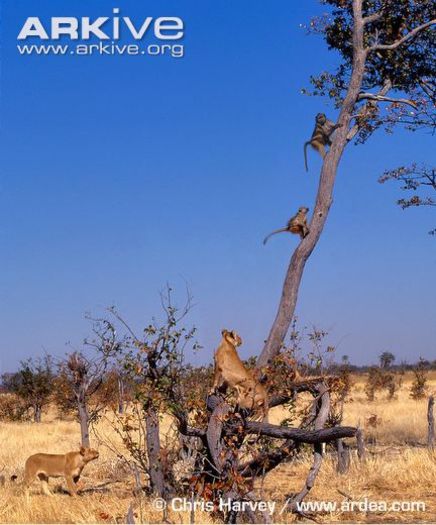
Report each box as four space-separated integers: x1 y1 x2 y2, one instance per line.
258 0 435 369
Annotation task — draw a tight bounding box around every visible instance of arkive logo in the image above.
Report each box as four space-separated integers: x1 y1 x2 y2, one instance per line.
17 8 184 41
16 8 185 58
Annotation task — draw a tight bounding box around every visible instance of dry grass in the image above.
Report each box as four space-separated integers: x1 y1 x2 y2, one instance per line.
0 373 435 523
342 371 436 445
262 447 436 523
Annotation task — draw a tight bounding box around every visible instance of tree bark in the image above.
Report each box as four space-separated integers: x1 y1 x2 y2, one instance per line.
206 399 232 473
258 0 368 367
243 422 356 442
356 427 366 461
77 389 90 447
145 406 165 497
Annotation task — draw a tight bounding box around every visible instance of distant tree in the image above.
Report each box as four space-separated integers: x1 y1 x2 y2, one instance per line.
379 164 436 234
52 372 77 418
2 356 54 422
338 355 352 402
364 367 379 401
379 351 396 369
365 353 398 401
0 393 31 422
410 357 430 400
93 367 130 414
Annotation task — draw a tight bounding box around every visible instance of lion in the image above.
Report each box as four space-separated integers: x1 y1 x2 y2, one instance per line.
22 446 99 496
210 329 268 420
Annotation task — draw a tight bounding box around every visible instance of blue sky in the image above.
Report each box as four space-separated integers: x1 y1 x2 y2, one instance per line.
0 0 435 373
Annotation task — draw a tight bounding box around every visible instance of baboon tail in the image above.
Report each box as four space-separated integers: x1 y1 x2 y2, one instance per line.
263 233 273 245
263 228 286 245
304 142 310 172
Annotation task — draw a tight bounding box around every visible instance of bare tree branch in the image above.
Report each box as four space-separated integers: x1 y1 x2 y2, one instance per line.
358 92 417 109
370 20 436 51
347 79 393 142
289 383 330 508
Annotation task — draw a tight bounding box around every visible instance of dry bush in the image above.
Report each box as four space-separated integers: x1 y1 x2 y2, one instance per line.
365 367 398 401
410 359 429 400
0 393 31 422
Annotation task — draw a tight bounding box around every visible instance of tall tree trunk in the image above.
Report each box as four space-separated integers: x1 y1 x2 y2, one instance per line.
77 389 90 447
258 0 367 368
145 406 165 497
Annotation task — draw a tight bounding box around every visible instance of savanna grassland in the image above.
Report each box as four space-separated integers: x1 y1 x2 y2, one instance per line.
0 372 435 524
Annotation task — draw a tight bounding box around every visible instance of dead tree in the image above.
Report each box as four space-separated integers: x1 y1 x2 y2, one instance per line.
428 396 435 450
63 352 105 447
191 381 358 522
91 300 358 521
57 317 121 446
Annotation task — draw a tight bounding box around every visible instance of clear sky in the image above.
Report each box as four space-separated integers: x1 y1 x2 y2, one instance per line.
0 0 435 373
